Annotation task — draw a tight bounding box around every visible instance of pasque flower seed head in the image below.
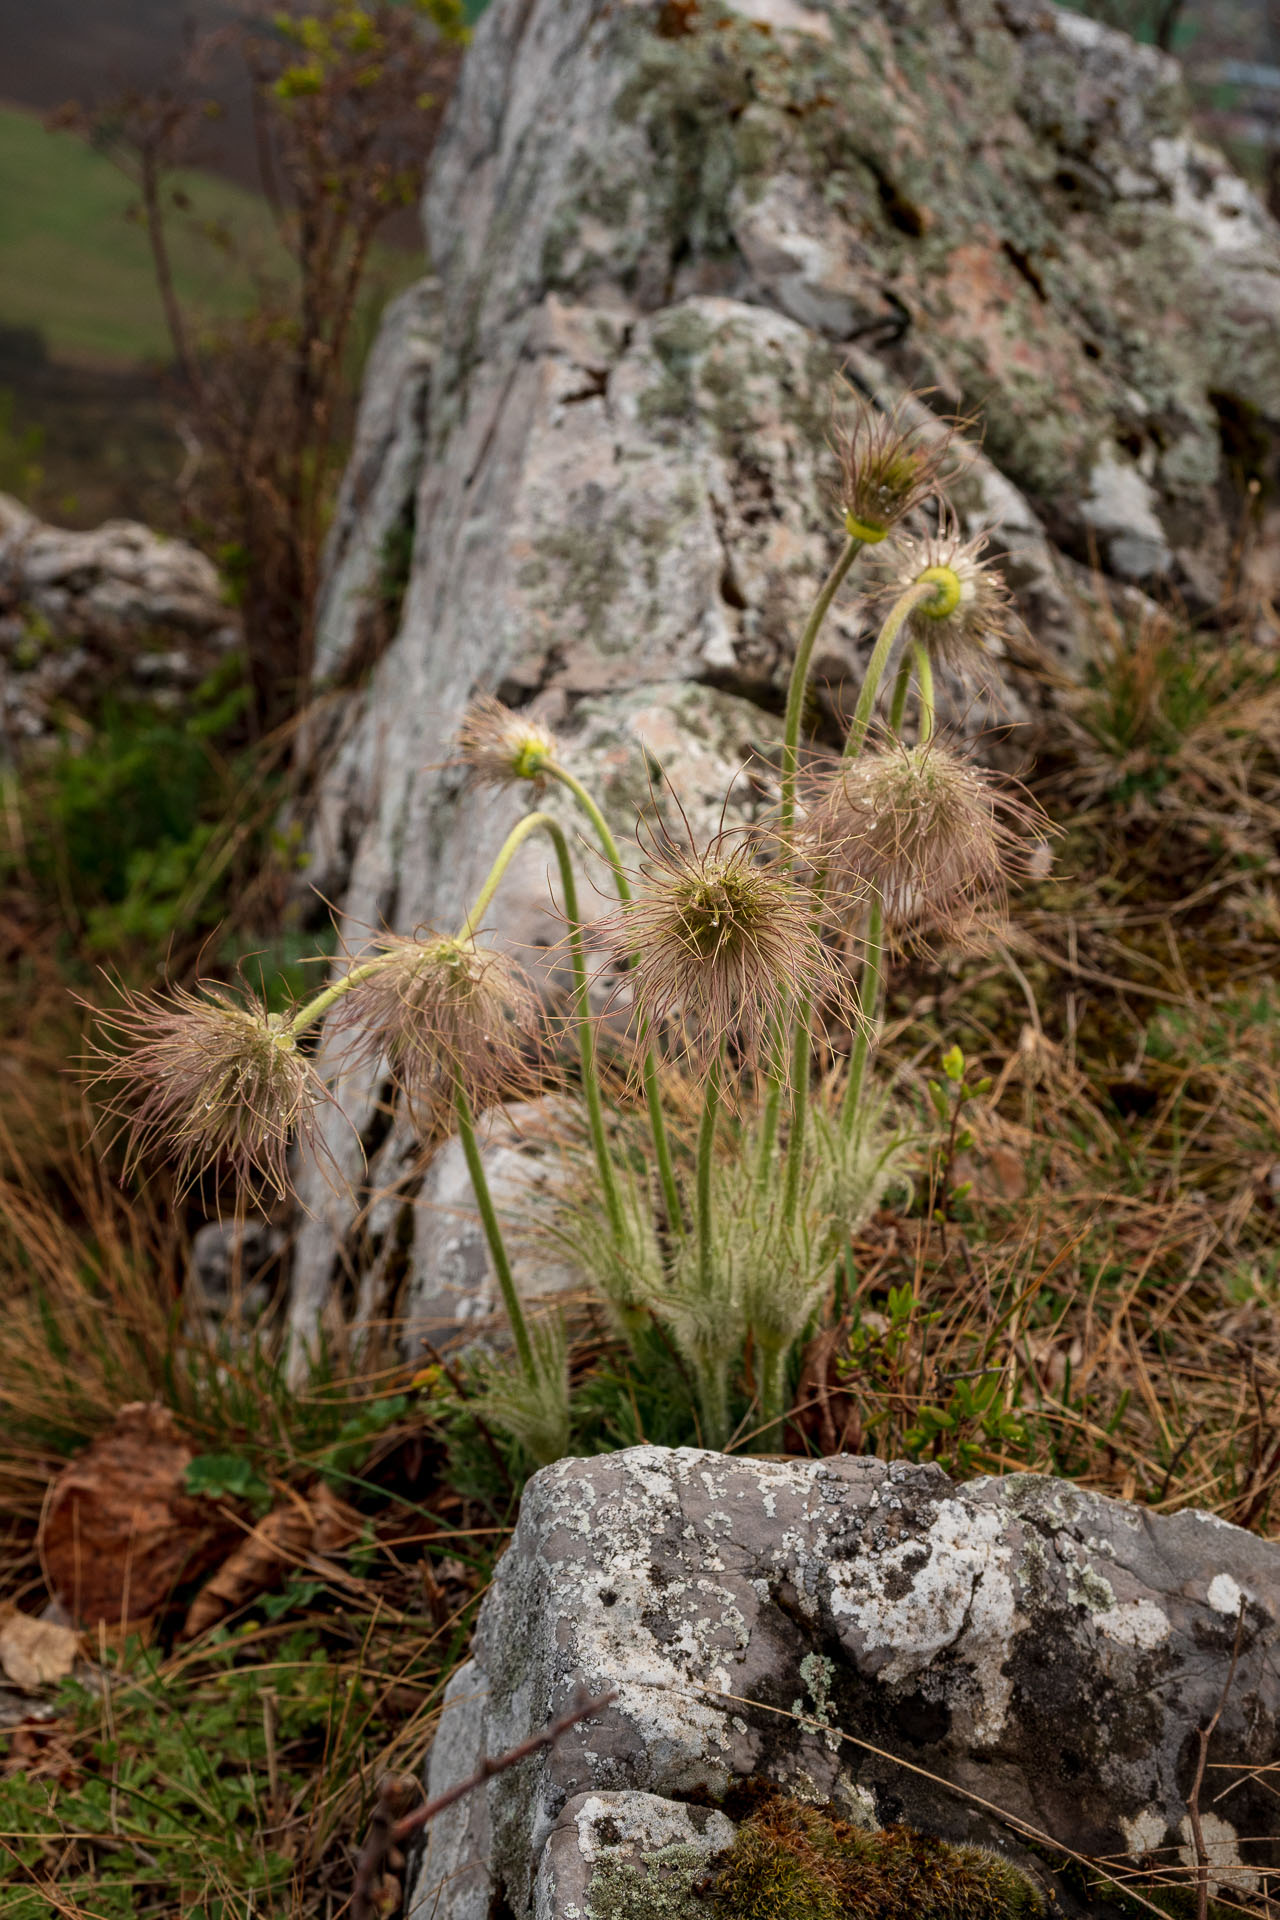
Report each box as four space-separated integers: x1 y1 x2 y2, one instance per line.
881 512 1016 668
85 982 326 1201
805 739 1044 941
603 830 835 1073
338 931 540 1116
833 386 962 543
457 695 560 788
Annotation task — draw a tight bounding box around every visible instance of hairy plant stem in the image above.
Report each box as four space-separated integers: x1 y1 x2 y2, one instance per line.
758 1338 788 1437
844 577 936 759
840 901 883 1141
544 759 684 1235
455 1085 536 1383
779 532 864 843
914 642 936 742
839 598 932 1140
755 1071 784 1192
696 1051 722 1305
542 818 626 1246
782 989 812 1228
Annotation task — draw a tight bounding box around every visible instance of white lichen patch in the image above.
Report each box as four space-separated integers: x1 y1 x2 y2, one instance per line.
1121 1807 1169 1857
1208 1573 1245 1616
828 1499 1019 1745
1093 1598 1171 1652
1177 1811 1258 1892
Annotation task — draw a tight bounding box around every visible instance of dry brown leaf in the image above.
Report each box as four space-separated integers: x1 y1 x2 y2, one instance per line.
40 1402 240 1629
0 1607 80 1691
181 1502 312 1640
309 1482 362 1557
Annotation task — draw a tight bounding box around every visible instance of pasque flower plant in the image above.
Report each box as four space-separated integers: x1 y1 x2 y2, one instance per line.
85 390 1047 1462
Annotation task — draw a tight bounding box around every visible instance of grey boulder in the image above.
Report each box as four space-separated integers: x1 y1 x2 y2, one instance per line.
410 1447 1280 1918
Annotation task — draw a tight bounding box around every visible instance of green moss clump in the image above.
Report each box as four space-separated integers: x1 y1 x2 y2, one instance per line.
708 1797 1042 1920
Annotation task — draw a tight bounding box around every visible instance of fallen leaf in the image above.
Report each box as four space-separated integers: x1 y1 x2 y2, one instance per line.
310 1483 362 1557
40 1403 241 1629
182 1503 312 1640
0 1608 80 1691
181 1482 363 1638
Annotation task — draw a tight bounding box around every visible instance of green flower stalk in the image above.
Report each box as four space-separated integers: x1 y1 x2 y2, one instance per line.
457 695 684 1235
778 389 957 846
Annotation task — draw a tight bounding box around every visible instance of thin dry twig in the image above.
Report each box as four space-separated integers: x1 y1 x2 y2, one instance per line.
350 1685 617 1920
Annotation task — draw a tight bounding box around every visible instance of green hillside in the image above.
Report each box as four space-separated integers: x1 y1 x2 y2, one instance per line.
0 105 413 367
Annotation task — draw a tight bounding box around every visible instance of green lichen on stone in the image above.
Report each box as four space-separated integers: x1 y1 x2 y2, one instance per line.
1068 1563 1116 1613
587 1841 708 1920
708 1797 1044 1920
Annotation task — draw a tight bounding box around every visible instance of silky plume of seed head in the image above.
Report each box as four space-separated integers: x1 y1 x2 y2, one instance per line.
601 830 836 1076
336 932 541 1117
878 511 1017 669
804 739 1045 942
456 695 560 789
832 386 963 543
83 982 326 1201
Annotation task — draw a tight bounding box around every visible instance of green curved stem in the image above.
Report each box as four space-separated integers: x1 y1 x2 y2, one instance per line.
780 533 863 843
284 952 397 1039
458 810 560 941
889 651 914 735
841 900 885 1140
758 1340 787 1436
696 1052 722 1304
541 817 626 1245
285 811 562 1041
545 758 684 1235
455 1085 536 1383
914 642 936 743
843 578 936 760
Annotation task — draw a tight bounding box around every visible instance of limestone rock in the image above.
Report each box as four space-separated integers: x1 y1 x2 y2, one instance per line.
408 1448 1280 1920
289 0 1280 1347
0 494 238 747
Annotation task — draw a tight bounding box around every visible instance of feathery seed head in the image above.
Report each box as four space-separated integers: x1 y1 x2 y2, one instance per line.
84 982 324 1201
833 387 959 542
882 513 1015 667
606 832 831 1072
805 739 1043 941
457 695 559 788
340 932 540 1115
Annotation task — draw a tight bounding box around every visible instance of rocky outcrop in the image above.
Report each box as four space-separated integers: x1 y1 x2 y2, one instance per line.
0 494 238 748
286 0 1280 1354
409 1447 1280 1920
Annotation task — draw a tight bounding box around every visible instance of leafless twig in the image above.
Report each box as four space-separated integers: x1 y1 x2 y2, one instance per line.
350 1685 617 1920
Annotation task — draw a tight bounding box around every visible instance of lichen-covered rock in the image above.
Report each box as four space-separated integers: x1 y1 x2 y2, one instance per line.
408 1448 1280 1920
0 494 238 747
288 0 1280 1347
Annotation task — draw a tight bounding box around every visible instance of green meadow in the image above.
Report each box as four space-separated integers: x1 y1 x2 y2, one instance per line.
0 104 416 368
